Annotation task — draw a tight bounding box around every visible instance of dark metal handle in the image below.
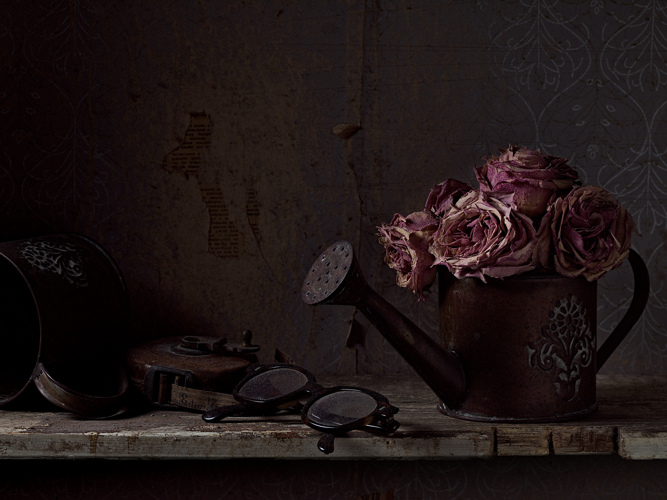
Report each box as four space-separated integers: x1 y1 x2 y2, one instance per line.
596 249 650 371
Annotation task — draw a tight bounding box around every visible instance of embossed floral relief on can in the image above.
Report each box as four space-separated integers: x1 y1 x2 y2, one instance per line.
438 270 598 422
527 293 596 403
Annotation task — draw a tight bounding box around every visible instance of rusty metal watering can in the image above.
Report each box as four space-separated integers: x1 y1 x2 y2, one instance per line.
302 240 650 422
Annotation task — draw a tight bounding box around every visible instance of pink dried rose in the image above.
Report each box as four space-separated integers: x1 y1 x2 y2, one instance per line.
475 145 579 219
377 211 439 300
424 179 472 217
534 186 635 281
429 190 536 281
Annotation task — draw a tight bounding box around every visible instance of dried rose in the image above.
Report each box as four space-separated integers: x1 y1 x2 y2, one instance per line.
475 145 579 219
378 211 439 300
424 179 472 217
534 186 635 281
429 190 536 281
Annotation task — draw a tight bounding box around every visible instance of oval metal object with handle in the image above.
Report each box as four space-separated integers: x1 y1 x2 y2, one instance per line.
0 233 129 417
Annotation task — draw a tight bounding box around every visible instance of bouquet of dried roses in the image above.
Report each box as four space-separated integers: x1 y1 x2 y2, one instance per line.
378 145 636 301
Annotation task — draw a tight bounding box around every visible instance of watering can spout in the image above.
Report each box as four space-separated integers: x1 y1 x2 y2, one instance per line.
302 240 467 408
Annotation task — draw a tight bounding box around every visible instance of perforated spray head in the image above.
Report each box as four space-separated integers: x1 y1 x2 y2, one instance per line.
301 241 359 306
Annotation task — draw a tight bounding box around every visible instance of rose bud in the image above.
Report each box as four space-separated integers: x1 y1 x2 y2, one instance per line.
378 211 439 300
534 185 635 281
424 179 472 217
429 190 536 281
475 145 579 219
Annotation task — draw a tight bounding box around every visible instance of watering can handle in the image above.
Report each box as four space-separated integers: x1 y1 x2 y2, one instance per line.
596 249 650 371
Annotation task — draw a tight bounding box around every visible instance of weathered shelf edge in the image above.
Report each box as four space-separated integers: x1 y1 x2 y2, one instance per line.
0 424 661 460
0 429 496 460
619 430 667 460
0 374 665 460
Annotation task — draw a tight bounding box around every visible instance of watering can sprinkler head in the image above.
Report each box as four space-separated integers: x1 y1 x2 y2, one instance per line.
302 241 365 307
302 240 468 408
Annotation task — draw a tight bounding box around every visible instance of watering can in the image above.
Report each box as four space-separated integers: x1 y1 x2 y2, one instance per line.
302 240 650 422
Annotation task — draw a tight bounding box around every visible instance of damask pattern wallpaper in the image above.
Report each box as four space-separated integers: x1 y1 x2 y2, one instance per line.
481 0 666 373
1 0 666 498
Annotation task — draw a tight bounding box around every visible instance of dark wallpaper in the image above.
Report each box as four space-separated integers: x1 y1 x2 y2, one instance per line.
1 0 666 497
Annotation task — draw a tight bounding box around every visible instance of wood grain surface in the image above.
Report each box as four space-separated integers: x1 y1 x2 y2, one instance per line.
0 375 664 460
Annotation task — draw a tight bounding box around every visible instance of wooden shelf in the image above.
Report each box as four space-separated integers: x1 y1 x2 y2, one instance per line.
0 374 665 460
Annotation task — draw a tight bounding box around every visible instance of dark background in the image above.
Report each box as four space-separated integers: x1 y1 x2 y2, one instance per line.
1 1 666 497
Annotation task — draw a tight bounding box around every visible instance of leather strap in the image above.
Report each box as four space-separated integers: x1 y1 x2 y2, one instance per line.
143 366 237 411
167 384 236 411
